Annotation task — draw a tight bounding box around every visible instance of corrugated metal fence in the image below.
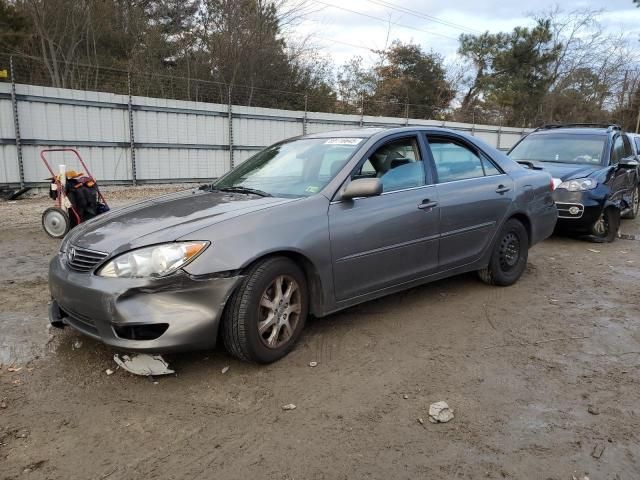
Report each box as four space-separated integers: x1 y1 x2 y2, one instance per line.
0 81 531 187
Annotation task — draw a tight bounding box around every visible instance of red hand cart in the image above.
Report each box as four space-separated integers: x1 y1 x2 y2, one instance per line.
40 148 109 238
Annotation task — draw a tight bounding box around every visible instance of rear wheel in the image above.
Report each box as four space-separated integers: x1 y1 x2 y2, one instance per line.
621 185 639 220
478 218 529 286
222 257 308 363
589 207 619 243
42 207 70 238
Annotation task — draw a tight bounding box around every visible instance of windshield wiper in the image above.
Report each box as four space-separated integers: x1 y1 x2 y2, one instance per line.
216 186 273 197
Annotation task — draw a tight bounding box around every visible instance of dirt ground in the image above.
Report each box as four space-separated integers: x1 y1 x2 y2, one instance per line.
1 186 639 480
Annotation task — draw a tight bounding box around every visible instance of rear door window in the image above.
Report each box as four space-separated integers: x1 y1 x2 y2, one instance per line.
426 136 502 183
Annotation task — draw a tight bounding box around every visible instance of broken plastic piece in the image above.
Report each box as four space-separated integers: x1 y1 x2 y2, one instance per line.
113 354 174 376
428 401 454 423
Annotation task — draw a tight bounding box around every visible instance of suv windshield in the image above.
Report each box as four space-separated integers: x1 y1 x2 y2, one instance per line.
212 137 363 198
509 133 605 165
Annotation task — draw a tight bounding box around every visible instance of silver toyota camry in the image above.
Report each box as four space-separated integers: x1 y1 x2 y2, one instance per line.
49 127 557 363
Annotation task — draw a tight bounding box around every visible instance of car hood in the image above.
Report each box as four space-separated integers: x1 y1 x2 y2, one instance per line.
67 189 298 253
519 161 600 181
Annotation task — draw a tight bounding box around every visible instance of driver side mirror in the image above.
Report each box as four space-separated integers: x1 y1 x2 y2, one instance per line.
619 158 639 169
341 178 383 200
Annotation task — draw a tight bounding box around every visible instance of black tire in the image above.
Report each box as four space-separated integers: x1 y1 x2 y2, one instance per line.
221 257 308 363
621 185 639 220
42 207 70 238
478 218 529 286
588 207 620 243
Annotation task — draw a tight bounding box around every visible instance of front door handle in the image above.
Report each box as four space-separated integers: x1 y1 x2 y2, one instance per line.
418 200 438 210
495 185 510 194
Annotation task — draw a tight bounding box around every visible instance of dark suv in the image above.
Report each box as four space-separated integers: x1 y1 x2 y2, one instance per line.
508 124 639 242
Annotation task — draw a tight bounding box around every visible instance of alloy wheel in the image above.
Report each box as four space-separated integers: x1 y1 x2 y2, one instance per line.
258 275 302 349
593 212 608 236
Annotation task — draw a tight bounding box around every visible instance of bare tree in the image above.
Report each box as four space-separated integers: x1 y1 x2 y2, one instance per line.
24 0 92 88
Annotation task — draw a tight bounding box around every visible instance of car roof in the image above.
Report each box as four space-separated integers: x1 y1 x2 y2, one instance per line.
530 127 609 136
304 127 387 138
302 125 480 139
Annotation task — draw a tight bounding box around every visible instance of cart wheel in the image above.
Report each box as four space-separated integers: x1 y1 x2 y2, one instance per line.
42 207 70 238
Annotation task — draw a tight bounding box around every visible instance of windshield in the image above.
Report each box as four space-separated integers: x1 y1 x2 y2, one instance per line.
509 133 606 165
212 137 363 198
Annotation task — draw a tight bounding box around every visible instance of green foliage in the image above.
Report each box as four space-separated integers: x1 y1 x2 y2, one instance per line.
0 0 31 53
335 42 454 119
372 41 454 118
459 19 561 125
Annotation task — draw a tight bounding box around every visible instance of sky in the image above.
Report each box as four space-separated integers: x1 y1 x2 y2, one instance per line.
287 0 640 67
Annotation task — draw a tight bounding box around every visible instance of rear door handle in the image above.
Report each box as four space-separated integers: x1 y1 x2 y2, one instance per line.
418 200 438 210
495 185 510 194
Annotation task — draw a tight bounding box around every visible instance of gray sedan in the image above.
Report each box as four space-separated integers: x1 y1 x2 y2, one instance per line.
49 127 557 363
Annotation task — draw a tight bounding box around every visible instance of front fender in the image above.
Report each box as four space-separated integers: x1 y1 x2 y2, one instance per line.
180 194 335 313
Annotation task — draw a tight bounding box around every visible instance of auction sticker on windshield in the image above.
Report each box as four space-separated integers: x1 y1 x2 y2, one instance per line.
324 138 363 145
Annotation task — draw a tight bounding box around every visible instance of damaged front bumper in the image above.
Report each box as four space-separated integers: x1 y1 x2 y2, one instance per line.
48 254 243 353
553 188 605 233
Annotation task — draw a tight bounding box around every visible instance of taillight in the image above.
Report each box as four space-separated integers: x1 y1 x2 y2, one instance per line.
549 177 555 191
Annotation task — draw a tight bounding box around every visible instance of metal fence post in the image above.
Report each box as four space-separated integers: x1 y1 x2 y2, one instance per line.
359 93 364 127
303 94 308 136
404 101 409 126
9 56 24 188
228 87 234 170
127 72 137 186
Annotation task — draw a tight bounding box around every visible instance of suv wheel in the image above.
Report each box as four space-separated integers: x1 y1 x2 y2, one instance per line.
589 207 620 243
222 257 308 363
478 218 529 286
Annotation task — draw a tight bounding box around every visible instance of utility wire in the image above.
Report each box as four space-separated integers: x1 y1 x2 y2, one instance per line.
314 0 459 41
314 35 378 52
364 0 482 34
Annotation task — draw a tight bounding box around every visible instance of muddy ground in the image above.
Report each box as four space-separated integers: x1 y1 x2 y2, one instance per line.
1 186 639 480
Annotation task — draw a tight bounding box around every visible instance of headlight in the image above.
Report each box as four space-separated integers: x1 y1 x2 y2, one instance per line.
97 241 209 278
556 178 597 191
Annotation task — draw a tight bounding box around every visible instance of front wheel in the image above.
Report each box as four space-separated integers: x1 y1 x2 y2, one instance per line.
42 207 70 238
589 207 619 243
222 257 308 363
478 218 529 286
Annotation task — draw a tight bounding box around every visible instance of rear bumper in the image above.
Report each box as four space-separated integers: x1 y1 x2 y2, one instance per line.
48 254 243 353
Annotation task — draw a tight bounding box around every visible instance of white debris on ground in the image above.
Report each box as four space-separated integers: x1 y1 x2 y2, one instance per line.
572 474 590 480
282 404 297 411
113 354 174 376
221 366 230 374
428 401 454 423
105 368 114 376
309 361 318 367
